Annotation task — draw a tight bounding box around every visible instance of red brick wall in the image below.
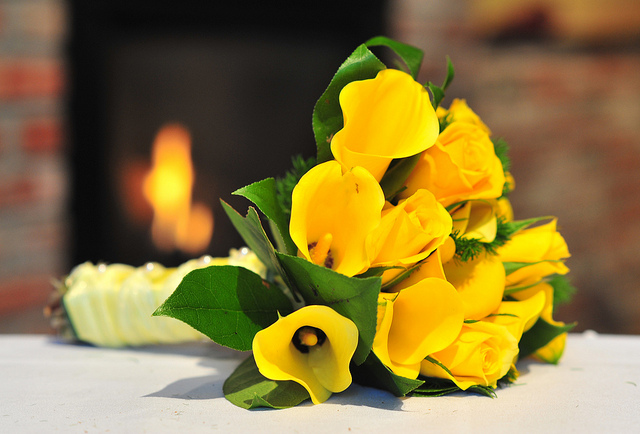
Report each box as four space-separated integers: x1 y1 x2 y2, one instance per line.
390 0 640 334
0 0 67 333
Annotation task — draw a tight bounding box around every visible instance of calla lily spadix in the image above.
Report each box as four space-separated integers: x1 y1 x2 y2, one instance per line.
289 160 385 276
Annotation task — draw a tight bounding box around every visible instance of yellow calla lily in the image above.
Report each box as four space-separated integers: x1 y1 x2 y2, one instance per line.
498 218 570 286
252 305 359 404
443 253 506 320
370 189 452 283
289 160 385 276
331 68 439 181
373 277 464 379
420 321 519 390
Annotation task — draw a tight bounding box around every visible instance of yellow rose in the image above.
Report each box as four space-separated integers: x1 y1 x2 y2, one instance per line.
437 98 492 135
331 68 439 181
443 253 506 320
370 189 452 282
401 122 505 207
252 305 358 404
420 321 519 390
373 277 464 379
289 160 385 276
498 218 570 287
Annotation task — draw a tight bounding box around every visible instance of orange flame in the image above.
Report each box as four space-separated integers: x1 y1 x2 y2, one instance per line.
142 124 213 254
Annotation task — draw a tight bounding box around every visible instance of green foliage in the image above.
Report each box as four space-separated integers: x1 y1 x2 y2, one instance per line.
519 318 575 359
426 56 455 109
223 355 310 409
365 36 424 79
312 44 386 164
351 351 424 397
547 274 577 312
233 178 297 256
379 154 421 201
492 137 513 197
276 252 381 365
275 155 316 217
153 266 292 352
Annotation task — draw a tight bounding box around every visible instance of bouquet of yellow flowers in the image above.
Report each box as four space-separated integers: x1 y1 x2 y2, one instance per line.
51 37 574 409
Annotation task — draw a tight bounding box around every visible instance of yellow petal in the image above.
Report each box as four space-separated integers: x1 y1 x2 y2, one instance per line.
487 290 546 341
444 253 505 320
252 305 359 404
498 218 570 285
371 189 452 274
451 200 498 243
331 69 439 181
445 98 492 135
373 278 464 378
289 160 385 276
533 332 567 364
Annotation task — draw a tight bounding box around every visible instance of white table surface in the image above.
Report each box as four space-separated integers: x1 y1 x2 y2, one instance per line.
1 331 638 433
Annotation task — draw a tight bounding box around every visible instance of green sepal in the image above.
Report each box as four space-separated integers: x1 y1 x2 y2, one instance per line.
503 216 553 235
518 317 575 359
233 178 297 256
426 56 455 109
503 260 564 276
223 355 310 409
312 44 386 164
365 36 424 79
351 351 424 397
153 265 293 352
379 154 421 201
275 252 381 365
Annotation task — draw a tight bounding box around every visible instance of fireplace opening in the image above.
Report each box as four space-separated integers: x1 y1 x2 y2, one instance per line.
68 1 387 267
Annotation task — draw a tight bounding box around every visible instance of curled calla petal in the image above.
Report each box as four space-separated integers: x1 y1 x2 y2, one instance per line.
373 277 464 379
401 122 505 207
420 321 519 390
443 253 505 320
252 305 359 405
331 68 439 181
498 218 570 286
370 189 452 283
487 290 546 341
289 160 385 276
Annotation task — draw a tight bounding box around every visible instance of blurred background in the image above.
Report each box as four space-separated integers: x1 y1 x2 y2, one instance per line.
0 0 638 335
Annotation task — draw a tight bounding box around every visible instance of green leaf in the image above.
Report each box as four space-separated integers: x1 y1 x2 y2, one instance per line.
547 274 577 311
312 44 386 164
351 351 424 397
233 178 297 256
223 355 310 409
275 155 316 217
275 252 381 365
379 154 421 201
365 36 424 79
153 265 292 351
518 318 575 359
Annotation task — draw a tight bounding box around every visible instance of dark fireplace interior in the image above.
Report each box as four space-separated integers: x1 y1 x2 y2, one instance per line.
68 1 387 267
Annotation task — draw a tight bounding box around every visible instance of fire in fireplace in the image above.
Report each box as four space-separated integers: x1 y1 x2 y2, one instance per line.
67 0 387 267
